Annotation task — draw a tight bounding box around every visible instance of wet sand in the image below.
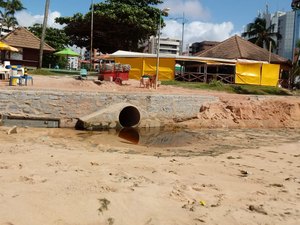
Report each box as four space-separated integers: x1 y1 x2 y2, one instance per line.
0 126 299 225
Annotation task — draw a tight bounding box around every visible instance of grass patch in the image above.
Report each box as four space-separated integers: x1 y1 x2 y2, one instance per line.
292 89 300 96
162 80 292 96
230 84 291 95
161 80 233 92
27 69 59 76
27 68 98 76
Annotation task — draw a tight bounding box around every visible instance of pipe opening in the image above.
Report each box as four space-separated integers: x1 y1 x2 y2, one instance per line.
119 106 140 128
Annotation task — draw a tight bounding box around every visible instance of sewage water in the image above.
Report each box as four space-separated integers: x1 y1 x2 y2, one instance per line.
117 127 198 147
2 125 300 157
74 127 300 156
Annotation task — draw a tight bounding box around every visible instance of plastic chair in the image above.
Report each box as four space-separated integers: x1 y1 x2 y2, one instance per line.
20 75 33 85
80 69 88 79
4 61 10 68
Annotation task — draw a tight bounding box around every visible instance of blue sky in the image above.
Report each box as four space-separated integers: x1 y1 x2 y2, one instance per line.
16 0 291 48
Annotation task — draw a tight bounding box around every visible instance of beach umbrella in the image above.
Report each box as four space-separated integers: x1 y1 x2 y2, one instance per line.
54 48 80 69
54 48 80 57
0 41 19 52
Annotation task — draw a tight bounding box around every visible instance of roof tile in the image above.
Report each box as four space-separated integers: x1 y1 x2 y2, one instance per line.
1 27 55 51
196 35 288 64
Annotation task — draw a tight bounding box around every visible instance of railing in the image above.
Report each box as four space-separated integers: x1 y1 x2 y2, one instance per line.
175 72 235 84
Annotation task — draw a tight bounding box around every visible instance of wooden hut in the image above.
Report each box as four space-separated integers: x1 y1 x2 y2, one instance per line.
175 35 291 86
0 27 55 67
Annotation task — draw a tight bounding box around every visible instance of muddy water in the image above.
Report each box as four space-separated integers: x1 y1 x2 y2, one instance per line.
66 127 300 157
2 126 299 157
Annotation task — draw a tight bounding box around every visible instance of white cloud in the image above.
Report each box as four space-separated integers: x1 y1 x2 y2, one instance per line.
162 20 235 50
160 0 235 50
15 10 63 29
161 0 210 21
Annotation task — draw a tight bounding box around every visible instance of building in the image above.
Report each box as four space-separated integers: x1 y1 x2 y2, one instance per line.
68 57 79 70
0 24 14 38
241 2 300 61
196 35 288 64
106 35 288 87
189 41 219 55
145 36 181 55
277 11 295 60
1 27 55 67
243 7 288 56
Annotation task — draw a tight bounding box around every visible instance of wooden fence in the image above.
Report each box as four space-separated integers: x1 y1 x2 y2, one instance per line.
175 72 235 84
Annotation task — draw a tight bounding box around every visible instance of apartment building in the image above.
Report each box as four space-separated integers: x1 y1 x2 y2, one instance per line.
144 36 181 55
243 6 295 60
0 24 14 37
188 41 219 55
277 11 295 60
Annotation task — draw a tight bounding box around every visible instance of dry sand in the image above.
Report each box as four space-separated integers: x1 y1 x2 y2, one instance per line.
0 127 299 225
0 75 300 225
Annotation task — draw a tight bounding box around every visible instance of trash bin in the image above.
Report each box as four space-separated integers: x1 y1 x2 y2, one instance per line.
10 77 19 86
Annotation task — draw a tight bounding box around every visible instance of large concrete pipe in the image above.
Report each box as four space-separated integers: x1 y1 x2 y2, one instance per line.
75 103 141 130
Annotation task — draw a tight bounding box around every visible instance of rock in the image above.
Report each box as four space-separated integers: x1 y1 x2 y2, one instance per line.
7 126 18 135
239 170 252 177
249 205 268 215
90 162 100 166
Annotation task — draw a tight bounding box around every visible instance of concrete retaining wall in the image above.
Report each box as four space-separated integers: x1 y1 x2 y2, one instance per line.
0 90 220 127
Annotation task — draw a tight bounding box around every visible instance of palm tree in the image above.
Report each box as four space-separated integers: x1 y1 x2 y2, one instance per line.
0 0 25 15
3 14 17 29
289 39 300 89
0 10 18 29
292 0 300 10
242 17 281 51
0 0 25 36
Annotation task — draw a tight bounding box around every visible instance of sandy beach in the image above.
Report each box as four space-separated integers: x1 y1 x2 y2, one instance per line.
0 126 299 225
1 75 300 224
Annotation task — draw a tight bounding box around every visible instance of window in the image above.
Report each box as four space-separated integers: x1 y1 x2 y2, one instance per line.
10 47 23 60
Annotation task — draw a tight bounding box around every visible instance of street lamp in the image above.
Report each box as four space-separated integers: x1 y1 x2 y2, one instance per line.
155 7 170 89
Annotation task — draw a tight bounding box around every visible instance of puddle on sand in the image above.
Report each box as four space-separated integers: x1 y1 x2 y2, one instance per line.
118 127 198 147
9 126 300 157
75 127 300 150
75 127 198 148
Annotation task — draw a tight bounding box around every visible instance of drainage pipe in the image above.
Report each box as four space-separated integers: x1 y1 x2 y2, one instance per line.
75 103 141 130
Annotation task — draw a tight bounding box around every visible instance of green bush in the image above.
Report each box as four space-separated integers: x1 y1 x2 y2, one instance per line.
162 80 292 96
209 79 224 88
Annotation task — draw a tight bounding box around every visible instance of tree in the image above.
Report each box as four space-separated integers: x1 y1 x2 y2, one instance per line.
242 17 281 51
0 10 18 29
289 39 300 89
56 0 166 53
292 0 300 10
0 0 25 14
0 0 25 36
28 24 70 50
29 23 70 68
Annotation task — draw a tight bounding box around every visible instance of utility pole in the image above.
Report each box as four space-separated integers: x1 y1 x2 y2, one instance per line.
181 12 185 55
155 8 170 89
170 13 187 55
38 0 50 69
90 0 94 71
